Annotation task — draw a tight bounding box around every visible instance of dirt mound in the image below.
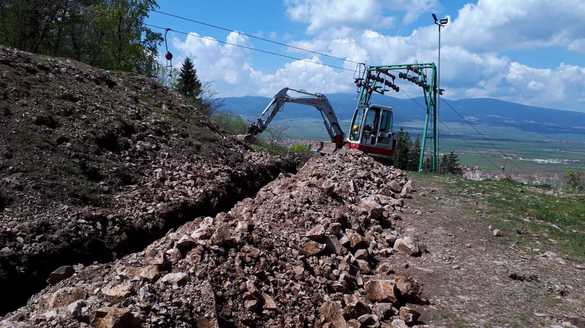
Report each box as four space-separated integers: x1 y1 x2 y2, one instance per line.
0 47 296 314
1 150 425 327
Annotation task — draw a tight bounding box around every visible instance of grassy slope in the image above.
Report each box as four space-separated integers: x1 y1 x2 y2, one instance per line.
414 173 585 259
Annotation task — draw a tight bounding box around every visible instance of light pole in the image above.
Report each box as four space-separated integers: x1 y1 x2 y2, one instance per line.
432 13 447 172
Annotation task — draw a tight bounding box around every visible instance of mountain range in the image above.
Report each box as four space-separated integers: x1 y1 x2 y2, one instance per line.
219 93 585 138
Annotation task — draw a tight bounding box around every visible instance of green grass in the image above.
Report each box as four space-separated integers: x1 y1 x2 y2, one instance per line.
266 118 585 174
447 177 585 258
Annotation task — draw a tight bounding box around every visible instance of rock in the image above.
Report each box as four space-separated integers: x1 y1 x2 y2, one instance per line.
391 319 409 328
401 180 414 196
262 294 278 311
195 318 219 328
94 307 141 328
393 237 420 256
388 180 402 193
293 265 304 279
340 230 368 250
320 301 347 328
306 224 326 240
139 265 161 282
211 224 236 247
394 274 421 302
399 306 420 325
329 222 343 235
364 280 396 303
492 229 502 237
176 235 196 253
40 287 88 310
354 249 368 260
346 319 361 328
160 272 188 287
357 314 378 326
302 240 326 256
382 232 398 247
144 250 167 266
372 303 394 320
358 197 384 220
325 235 343 255
356 259 371 274
101 282 133 302
47 265 75 285
342 294 370 319
244 299 259 311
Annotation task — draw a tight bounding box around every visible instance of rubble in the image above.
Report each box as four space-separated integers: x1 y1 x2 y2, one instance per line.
1 150 426 327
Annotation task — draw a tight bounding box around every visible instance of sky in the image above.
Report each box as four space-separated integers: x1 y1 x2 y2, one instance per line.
147 0 585 112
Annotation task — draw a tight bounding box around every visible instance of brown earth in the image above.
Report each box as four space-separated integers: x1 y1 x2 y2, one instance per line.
1 150 423 328
395 175 585 327
0 47 297 314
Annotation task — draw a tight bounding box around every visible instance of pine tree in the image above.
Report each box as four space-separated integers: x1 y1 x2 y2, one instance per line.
175 57 202 102
439 151 463 175
393 130 411 170
408 136 421 171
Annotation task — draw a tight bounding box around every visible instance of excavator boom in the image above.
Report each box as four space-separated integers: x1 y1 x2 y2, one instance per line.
248 88 345 148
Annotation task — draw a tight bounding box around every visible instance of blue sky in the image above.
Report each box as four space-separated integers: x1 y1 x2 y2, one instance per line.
147 1 585 112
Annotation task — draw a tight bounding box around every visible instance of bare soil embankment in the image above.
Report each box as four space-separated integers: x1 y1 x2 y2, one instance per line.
0 47 296 314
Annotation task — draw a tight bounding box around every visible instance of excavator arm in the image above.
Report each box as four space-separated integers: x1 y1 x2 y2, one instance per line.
248 88 345 148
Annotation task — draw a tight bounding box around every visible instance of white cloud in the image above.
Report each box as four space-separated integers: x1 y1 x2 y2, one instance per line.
284 0 438 32
168 0 585 112
445 0 585 52
503 62 585 108
285 0 393 33
172 32 353 97
568 39 585 54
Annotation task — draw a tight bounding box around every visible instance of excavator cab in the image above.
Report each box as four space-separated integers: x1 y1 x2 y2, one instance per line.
347 105 395 158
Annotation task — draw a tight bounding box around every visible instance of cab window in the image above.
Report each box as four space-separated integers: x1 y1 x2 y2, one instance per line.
349 106 366 141
361 108 380 145
377 109 393 145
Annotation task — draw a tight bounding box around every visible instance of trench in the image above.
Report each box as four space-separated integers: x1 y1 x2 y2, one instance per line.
0 158 299 316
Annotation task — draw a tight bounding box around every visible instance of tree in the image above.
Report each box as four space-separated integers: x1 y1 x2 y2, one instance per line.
408 136 421 171
175 58 203 102
439 151 463 175
393 129 411 170
0 0 162 75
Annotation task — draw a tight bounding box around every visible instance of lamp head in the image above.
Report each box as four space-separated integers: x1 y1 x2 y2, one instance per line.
432 13 438 23
440 17 449 25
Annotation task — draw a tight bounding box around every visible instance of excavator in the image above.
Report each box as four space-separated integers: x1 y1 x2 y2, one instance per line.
246 87 396 158
245 63 438 162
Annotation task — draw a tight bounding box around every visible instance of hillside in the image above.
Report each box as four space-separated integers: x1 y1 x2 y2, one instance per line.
0 47 296 314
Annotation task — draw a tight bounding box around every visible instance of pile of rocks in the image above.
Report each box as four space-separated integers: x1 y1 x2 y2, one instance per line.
1 150 426 327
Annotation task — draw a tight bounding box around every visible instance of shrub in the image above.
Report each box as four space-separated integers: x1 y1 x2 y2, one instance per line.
212 112 248 135
289 143 312 154
565 170 585 192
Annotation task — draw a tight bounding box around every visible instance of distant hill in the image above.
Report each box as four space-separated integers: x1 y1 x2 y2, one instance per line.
219 93 585 137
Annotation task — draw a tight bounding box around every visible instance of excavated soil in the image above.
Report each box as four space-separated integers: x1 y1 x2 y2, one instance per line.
0 47 297 314
0 150 427 328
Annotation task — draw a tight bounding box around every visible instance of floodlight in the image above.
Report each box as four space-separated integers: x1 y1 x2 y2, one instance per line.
440 18 449 25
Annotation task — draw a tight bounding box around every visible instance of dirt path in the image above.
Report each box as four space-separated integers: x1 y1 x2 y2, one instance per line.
397 175 585 327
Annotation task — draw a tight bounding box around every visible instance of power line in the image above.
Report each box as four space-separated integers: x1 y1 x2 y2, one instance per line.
400 90 507 170
151 9 361 65
145 23 354 72
441 100 522 171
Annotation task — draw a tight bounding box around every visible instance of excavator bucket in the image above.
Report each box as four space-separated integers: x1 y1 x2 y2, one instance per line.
236 134 258 145
311 141 338 155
